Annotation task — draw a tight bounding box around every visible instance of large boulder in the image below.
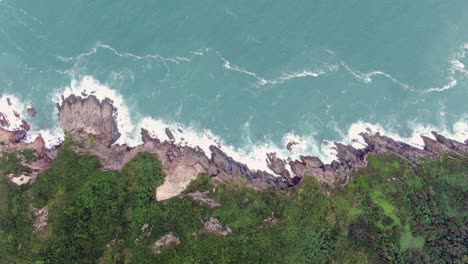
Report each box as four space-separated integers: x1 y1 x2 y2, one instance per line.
58 95 120 146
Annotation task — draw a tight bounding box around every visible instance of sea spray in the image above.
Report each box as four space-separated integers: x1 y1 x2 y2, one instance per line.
0 95 29 131
1 75 467 174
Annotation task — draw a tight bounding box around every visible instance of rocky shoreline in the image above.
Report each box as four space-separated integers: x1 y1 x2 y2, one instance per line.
1 95 467 199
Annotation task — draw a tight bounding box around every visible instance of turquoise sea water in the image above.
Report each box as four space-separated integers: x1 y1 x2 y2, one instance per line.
1 0 467 169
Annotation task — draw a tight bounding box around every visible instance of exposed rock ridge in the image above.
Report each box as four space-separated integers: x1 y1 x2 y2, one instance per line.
56 95 468 195
0 107 55 185
2 94 467 198
267 131 468 187
58 95 120 146
56 95 283 200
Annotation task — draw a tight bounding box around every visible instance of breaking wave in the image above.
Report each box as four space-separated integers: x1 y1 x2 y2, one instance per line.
1 76 466 175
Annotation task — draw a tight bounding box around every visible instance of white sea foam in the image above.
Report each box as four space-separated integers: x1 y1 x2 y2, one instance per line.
0 94 64 149
216 51 269 85
0 94 28 130
136 113 337 173
140 116 295 172
4 75 467 176
341 62 414 91
213 50 338 87
281 132 338 164
28 125 65 149
425 42 468 93
56 41 202 65
50 77 468 175
343 119 468 150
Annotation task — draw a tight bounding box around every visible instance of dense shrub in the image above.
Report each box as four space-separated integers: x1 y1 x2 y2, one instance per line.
0 144 466 263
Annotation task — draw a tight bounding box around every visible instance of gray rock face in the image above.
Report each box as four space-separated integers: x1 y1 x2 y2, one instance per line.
0 113 9 127
266 152 292 183
58 95 120 146
186 191 221 208
430 131 468 154
202 217 232 236
151 233 180 255
165 128 175 141
12 130 27 143
288 131 468 187
209 145 280 188
360 132 427 161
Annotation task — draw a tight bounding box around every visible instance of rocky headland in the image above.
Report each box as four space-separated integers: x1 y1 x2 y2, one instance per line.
1 95 467 200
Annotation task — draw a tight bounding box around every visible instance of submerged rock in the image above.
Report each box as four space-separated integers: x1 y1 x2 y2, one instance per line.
165 127 175 141
27 107 37 117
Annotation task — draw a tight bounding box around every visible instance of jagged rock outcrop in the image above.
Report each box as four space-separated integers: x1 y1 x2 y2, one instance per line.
150 233 180 255
287 132 468 187
360 132 427 162
266 152 292 184
31 206 48 233
4 94 466 197
202 217 232 236
186 191 222 208
210 146 282 189
56 95 283 200
426 131 468 155
27 107 36 117
56 94 468 196
0 126 54 185
165 128 175 141
58 95 120 146
0 113 9 127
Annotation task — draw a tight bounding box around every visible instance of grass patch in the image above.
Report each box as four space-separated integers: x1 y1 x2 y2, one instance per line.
371 189 400 229
22 149 35 162
400 224 425 251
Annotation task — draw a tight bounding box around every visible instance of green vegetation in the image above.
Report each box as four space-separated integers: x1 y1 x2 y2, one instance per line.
21 149 35 162
0 143 466 263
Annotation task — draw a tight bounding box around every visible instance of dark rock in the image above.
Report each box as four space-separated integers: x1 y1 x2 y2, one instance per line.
292 176 302 185
360 132 427 162
334 142 365 164
431 131 468 154
141 128 157 144
27 107 37 117
12 130 27 143
210 145 279 187
0 113 9 127
286 141 298 152
165 128 175 141
21 120 31 132
266 153 292 183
